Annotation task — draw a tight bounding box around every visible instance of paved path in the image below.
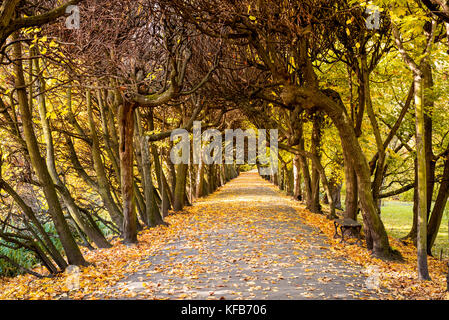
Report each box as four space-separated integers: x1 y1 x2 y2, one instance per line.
114 171 379 300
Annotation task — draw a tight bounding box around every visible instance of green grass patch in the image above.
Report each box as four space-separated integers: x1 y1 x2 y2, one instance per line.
381 200 449 259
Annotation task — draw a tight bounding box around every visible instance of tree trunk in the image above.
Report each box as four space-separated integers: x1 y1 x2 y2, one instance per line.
279 166 285 190
343 149 358 220
427 157 449 254
196 162 205 198
281 86 393 258
309 115 323 213
133 135 148 224
286 165 294 196
152 146 171 216
293 155 303 200
167 141 177 191
414 72 431 280
36 81 111 249
423 61 435 219
13 37 87 266
324 91 391 257
97 90 121 185
405 158 419 242
298 122 313 206
0 179 67 270
325 178 342 210
86 91 124 230
119 100 137 244
147 110 172 213
209 164 217 192
136 111 164 227
173 163 188 211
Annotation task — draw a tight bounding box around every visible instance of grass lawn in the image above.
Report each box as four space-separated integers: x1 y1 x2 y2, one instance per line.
380 200 449 259
292 191 448 260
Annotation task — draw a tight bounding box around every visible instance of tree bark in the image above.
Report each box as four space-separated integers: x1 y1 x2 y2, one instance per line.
119 100 137 244
298 122 313 207
427 157 449 254
135 111 164 227
414 72 431 280
173 163 188 211
152 146 173 213
86 90 124 230
293 155 303 200
343 148 358 220
196 161 206 198
309 114 323 213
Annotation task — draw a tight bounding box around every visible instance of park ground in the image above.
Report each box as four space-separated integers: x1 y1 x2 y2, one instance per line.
380 201 448 260
0 171 447 300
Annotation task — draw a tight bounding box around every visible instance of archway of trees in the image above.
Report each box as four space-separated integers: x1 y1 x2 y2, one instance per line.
0 0 449 285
